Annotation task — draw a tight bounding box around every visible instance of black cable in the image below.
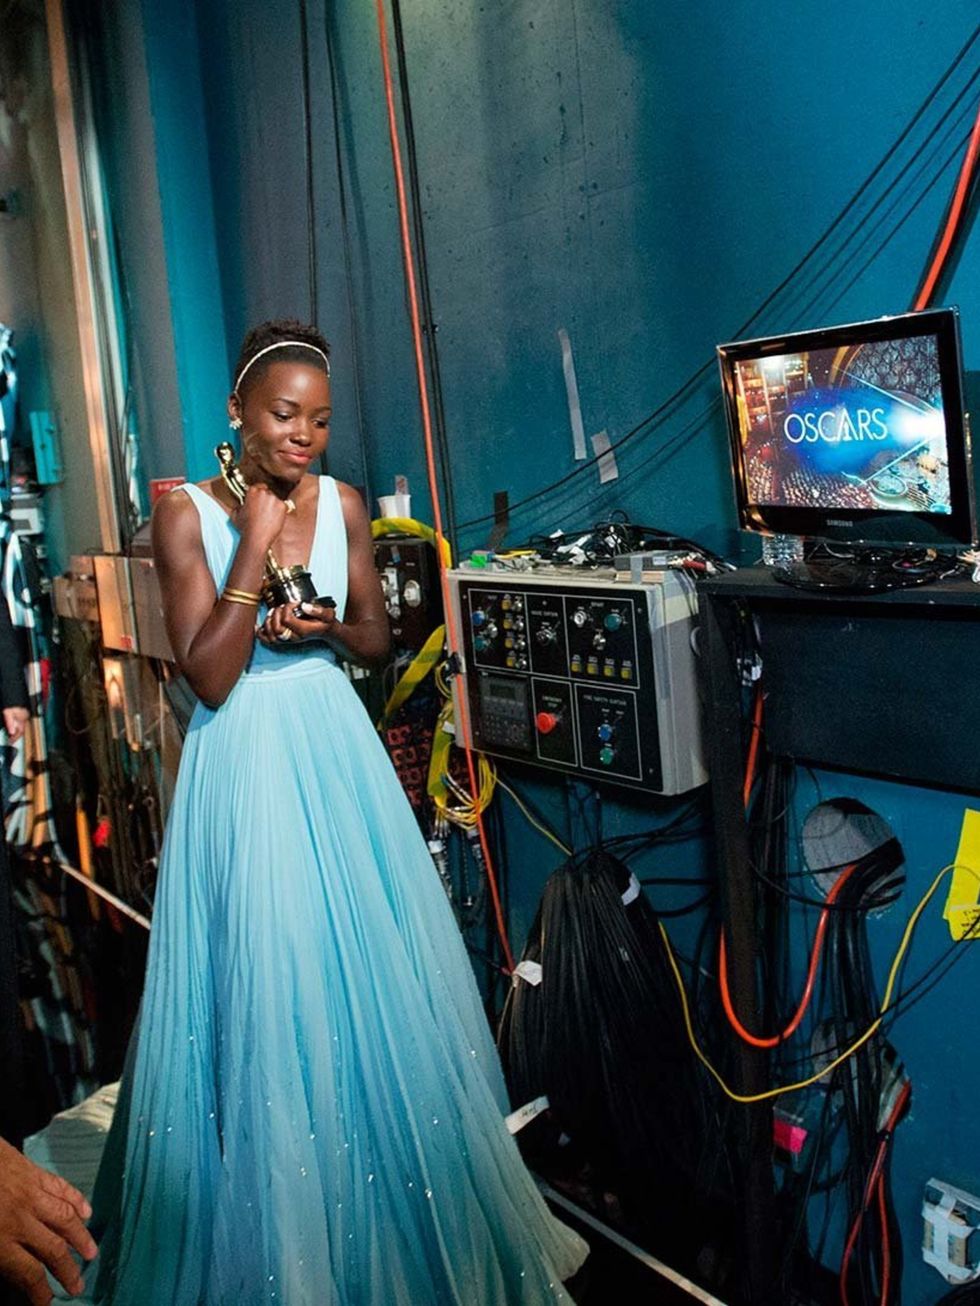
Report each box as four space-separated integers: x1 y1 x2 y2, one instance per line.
456 29 980 533
825 125 977 322
388 0 459 557
298 0 318 326
324 4 372 500
768 62 980 330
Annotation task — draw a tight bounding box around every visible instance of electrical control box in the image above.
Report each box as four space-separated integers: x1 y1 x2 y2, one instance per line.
375 535 443 650
53 556 99 623
93 554 139 654
446 563 706 795
129 557 174 662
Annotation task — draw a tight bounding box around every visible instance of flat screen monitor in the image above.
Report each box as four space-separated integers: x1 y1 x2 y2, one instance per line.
717 308 976 548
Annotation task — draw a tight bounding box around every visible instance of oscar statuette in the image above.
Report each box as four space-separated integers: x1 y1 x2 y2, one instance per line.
215 442 335 611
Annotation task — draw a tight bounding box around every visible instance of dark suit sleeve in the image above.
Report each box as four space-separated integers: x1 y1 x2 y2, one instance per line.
0 599 28 711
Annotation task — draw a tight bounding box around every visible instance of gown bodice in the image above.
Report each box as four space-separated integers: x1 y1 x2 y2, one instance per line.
178 477 349 678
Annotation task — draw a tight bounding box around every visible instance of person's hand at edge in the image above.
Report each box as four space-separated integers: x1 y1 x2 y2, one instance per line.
2 707 28 744
0 1137 98 1304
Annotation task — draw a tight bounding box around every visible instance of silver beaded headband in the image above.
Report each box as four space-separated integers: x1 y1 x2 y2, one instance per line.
233 340 331 394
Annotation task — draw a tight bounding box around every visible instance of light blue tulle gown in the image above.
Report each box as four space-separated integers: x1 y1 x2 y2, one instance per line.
77 479 587 1304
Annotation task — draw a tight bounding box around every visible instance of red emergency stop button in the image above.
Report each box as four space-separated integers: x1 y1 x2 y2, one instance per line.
535 711 560 734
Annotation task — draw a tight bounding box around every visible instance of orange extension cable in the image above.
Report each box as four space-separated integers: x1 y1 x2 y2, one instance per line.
839 1080 911 1306
374 0 515 973
719 861 857 1049
914 93 980 310
723 682 855 1049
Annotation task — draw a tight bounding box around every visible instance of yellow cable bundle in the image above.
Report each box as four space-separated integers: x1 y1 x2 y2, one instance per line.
372 515 495 827
426 698 496 830
371 516 452 568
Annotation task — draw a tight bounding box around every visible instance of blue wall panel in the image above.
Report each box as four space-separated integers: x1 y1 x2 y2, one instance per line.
89 1 980 1298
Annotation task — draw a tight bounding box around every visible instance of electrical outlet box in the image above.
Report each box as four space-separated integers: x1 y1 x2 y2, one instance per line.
923 1178 980 1284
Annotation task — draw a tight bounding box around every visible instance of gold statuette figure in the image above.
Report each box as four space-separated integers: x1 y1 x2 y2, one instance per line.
215 442 335 611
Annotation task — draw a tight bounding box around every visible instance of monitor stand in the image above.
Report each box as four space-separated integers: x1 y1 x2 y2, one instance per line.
771 547 958 595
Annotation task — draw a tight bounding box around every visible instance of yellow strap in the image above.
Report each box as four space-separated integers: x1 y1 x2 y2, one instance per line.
378 624 446 726
371 516 452 568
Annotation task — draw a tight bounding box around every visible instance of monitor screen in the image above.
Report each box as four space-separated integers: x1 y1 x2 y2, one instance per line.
717 309 976 547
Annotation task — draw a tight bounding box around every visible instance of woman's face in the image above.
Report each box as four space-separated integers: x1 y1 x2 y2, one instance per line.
228 360 331 485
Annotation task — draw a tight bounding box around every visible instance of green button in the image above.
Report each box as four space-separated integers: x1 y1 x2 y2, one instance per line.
604 612 623 632
599 745 615 766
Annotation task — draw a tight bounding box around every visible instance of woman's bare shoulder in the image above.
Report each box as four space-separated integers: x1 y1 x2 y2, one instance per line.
151 485 205 563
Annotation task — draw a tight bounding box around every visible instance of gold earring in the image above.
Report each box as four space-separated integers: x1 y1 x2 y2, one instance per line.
229 416 243 430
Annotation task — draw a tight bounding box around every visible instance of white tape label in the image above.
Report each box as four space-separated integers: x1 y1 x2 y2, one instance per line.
505 1095 550 1134
514 959 543 986
558 328 588 461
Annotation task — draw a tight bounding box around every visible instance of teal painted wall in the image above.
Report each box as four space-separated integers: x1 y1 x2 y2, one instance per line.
81 1 980 1299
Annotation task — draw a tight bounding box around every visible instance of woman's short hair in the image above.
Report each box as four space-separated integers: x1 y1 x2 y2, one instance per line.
232 319 331 398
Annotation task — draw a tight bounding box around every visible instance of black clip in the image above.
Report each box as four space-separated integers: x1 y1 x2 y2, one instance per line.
444 652 462 680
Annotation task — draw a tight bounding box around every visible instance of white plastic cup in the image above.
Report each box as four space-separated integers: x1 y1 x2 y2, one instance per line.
378 493 412 519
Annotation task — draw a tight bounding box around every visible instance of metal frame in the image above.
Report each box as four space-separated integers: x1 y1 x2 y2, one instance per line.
45 0 121 553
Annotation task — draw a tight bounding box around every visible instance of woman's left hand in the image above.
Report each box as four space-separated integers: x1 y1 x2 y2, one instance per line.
257 601 338 648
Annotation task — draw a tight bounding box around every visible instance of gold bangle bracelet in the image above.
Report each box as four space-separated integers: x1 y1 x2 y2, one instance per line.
222 586 262 602
221 590 260 607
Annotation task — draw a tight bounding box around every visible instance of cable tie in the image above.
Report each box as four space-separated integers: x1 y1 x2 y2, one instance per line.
621 873 642 906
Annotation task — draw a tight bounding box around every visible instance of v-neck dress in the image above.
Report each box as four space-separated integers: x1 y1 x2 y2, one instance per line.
76 477 587 1305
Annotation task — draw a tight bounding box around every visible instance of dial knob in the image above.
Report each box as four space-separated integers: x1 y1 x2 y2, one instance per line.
513 617 525 632
604 610 623 632
535 711 560 735
536 624 557 645
484 621 498 640
572 608 589 628
592 632 607 650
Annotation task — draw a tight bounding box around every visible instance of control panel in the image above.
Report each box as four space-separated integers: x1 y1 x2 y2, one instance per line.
447 566 706 795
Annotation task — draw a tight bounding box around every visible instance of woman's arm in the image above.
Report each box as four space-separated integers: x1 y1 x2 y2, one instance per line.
258 482 391 668
153 485 287 706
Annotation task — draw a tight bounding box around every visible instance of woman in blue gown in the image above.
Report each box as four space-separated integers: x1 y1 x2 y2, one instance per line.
78 320 587 1304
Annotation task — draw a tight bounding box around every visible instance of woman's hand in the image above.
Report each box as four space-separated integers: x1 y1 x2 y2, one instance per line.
2 707 29 743
233 483 288 554
256 601 338 648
